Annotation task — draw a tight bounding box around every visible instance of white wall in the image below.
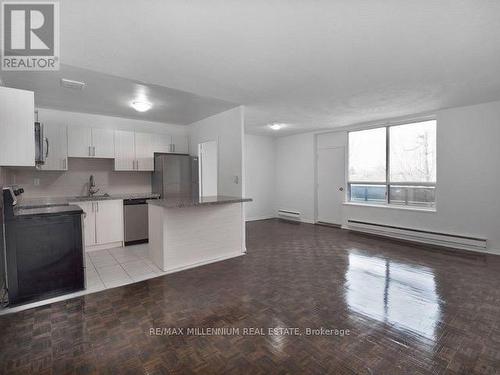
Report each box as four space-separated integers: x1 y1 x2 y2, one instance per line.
343 101 500 253
272 100 500 253
189 106 244 196
245 135 276 221
275 132 316 223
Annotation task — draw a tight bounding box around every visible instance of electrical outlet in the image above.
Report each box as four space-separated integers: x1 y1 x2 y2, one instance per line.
34 178 40 186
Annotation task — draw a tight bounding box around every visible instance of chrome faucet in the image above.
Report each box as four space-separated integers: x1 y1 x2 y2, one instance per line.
88 175 99 197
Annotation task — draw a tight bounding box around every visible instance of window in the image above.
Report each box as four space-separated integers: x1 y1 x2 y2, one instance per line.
348 119 436 208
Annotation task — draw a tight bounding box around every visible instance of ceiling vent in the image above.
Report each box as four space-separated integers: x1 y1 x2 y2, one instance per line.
60 78 86 90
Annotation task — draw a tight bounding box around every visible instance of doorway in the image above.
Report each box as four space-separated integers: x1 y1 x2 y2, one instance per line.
198 140 218 197
316 134 346 226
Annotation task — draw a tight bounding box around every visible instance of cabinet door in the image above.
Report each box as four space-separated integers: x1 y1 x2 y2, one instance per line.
39 123 68 171
171 134 189 154
68 127 92 157
114 130 135 171
75 202 96 247
0 87 35 166
152 133 171 154
95 200 124 245
92 128 115 158
135 132 154 171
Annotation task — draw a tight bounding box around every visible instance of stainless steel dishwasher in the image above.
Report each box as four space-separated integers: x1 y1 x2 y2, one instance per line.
123 198 149 245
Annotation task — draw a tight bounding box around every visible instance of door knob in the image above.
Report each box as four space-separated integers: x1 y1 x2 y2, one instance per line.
339 187 344 191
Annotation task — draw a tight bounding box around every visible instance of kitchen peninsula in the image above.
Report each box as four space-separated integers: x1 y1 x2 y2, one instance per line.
148 196 251 272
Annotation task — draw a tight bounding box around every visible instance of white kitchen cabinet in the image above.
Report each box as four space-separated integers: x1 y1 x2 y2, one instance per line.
75 199 123 250
92 128 115 158
67 127 92 158
135 132 154 171
39 123 68 171
152 134 171 154
152 133 189 154
171 134 189 154
0 87 35 166
78 201 97 247
114 130 136 171
95 200 124 245
114 130 154 171
68 127 114 158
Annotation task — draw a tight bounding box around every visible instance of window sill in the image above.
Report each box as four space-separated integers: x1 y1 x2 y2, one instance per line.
342 202 437 213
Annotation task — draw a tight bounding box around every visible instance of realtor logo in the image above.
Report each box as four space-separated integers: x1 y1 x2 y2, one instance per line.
1 1 59 70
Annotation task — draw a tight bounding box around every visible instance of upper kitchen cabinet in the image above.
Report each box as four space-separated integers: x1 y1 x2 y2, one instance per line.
67 127 114 158
115 131 155 171
38 123 68 171
135 132 154 171
152 134 171 154
152 133 189 154
114 130 136 171
171 134 189 154
0 87 35 167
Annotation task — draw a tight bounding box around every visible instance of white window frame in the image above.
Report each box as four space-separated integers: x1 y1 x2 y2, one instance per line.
347 118 437 209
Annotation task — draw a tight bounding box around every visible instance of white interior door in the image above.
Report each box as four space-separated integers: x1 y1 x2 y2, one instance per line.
199 141 218 197
317 146 345 225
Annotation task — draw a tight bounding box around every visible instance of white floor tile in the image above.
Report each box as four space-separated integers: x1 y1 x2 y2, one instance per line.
88 250 118 267
127 244 150 259
96 264 133 288
142 258 163 273
108 247 140 264
121 259 159 281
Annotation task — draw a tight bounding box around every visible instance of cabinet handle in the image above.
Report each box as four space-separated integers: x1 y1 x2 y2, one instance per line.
44 137 50 159
96 202 99 212
93 146 96 157
172 144 175 153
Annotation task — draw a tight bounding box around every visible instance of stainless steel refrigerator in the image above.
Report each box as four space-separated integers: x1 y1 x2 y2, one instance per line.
152 153 199 198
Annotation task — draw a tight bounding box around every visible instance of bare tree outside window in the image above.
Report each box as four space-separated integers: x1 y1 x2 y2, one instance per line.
348 120 436 207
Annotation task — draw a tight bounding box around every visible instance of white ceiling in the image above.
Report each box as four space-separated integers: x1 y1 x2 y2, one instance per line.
0 64 237 125
6 0 500 135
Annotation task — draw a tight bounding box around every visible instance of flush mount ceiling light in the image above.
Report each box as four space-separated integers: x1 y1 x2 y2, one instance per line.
131 100 152 112
269 123 285 130
60 78 86 90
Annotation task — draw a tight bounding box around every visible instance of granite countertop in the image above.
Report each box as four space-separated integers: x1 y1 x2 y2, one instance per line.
19 192 160 209
15 205 84 217
147 195 252 209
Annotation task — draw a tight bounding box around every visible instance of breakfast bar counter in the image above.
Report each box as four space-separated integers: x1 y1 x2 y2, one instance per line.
147 196 252 273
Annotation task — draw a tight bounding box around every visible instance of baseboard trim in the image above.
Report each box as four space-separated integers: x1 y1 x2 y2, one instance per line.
342 225 500 256
85 241 124 252
245 215 275 222
159 251 245 274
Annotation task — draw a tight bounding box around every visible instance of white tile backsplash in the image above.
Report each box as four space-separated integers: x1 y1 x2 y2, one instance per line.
5 158 152 197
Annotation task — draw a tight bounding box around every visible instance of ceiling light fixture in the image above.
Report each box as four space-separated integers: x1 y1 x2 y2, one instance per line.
131 100 152 112
60 78 86 90
269 123 284 130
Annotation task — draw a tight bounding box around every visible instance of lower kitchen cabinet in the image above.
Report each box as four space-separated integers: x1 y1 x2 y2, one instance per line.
75 199 124 250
